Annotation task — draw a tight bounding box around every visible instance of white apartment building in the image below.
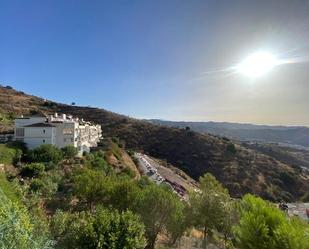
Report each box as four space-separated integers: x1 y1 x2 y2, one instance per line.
14 113 102 152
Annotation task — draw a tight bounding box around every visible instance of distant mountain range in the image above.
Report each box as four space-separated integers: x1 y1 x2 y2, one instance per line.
148 120 309 148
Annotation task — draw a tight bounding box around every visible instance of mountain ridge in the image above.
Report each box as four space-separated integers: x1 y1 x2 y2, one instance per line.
0 85 308 201
148 119 309 148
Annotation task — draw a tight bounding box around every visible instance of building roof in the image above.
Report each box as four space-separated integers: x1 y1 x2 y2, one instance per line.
24 123 55 128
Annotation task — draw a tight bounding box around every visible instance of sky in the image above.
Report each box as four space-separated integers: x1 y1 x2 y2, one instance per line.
1 0 309 126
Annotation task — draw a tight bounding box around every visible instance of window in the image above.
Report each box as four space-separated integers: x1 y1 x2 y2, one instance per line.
63 128 73 135
64 138 66 142
16 128 24 136
43 129 46 134
43 139 45 143
71 138 74 142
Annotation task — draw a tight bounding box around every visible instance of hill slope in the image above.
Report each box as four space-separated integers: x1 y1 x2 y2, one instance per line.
0 86 308 201
149 119 309 148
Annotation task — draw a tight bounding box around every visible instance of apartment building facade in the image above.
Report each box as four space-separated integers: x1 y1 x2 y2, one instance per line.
14 113 102 152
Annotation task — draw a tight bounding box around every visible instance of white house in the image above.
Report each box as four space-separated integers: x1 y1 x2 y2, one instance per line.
14 113 102 152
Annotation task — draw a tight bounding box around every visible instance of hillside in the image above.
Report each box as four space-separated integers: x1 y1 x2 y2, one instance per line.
242 142 309 171
149 119 309 148
0 86 308 201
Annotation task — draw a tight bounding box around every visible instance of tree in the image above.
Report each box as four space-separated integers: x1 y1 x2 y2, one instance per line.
20 163 45 178
166 199 190 246
62 145 78 158
189 173 231 249
134 184 185 249
72 168 112 209
51 207 146 249
108 178 139 211
234 194 309 249
28 144 63 164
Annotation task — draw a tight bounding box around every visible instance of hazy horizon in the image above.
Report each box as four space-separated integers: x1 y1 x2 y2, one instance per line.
1 0 309 126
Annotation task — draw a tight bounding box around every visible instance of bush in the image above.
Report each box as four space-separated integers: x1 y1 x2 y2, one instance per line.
28 144 63 164
121 167 136 178
0 184 53 249
30 179 45 192
51 207 146 249
234 194 309 249
7 140 28 153
20 163 45 178
30 176 59 198
85 151 110 173
0 144 21 165
62 146 78 158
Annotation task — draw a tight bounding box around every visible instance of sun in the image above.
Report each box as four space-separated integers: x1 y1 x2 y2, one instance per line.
237 52 279 78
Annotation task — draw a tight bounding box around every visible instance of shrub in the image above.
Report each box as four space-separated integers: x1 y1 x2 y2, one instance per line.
233 194 309 249
30 176 59 198
121 167 136 178
0 184 53 249
20 163 45 178
62 145 78 158
7 140 28 153
51 208 146 249
0 144 21 165
28 144 63 164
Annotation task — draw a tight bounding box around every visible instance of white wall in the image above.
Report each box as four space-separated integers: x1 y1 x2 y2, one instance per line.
23 127 55 149
53 122 77 148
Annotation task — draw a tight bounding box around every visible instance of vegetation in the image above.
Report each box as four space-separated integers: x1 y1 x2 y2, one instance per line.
0 144 22 165
0 140 308 249
51 208 146 249
27 144 63 164
0 173 52 249
234 194 309 249
0 86 309 249
189 173 232 248
61 145 78 158
0 86 308 201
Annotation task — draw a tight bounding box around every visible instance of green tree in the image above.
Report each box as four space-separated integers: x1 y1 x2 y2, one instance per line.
72 168 112 209
28 144 63 164
234 194 309 249
62 145 78 158
134 184 185 249
166 199 190 246
51 207 146 249
189 173 231 249
108 178 139 211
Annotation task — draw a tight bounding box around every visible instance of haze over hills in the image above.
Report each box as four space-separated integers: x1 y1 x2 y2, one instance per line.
0 85 308 201
149 119 309 148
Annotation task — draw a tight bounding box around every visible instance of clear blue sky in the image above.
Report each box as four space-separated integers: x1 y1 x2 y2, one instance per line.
1 0 309 125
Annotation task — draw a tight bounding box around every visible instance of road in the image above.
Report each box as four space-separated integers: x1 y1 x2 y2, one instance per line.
135 153 198 199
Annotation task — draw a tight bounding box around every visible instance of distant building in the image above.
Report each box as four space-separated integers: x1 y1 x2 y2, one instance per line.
14 113 102 152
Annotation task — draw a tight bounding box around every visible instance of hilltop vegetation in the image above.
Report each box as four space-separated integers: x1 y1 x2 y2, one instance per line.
0 142 308 249
0 86 308 201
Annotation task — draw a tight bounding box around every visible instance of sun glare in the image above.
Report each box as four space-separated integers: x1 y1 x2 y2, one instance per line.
237 52 279 78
